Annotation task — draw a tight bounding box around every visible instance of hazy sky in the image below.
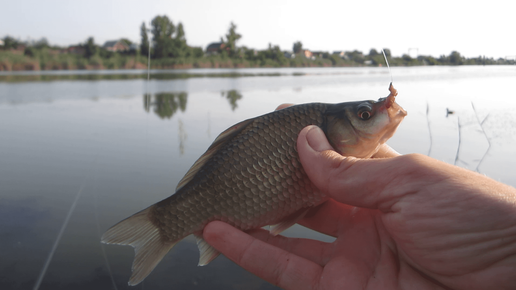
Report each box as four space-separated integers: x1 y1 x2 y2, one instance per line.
2 0 514 59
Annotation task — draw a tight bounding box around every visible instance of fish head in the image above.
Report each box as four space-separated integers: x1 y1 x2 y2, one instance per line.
323 95 407 158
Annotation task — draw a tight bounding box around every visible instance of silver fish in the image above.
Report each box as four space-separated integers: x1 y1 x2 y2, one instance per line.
102 84 406 285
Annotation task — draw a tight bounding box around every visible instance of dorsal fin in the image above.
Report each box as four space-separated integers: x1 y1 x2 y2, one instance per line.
175 118 255 191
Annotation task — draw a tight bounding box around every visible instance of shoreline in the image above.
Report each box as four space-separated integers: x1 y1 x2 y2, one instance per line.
1 65 514 83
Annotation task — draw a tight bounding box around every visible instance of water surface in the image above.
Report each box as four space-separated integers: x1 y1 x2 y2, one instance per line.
1 66 516 289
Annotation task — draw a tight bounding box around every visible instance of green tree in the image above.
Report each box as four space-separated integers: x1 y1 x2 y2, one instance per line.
24 47 35 57
140 22 150 57
224 22 241 57
34 37 49 49
382 48 391 57
188 47 203 58
449 51 463 65
268 43 287 66
3 36 19 49
369 49 379 56
293 41 303 53
84 37 97 59
346 50 364 63
172 22 188 57
151 15 175 58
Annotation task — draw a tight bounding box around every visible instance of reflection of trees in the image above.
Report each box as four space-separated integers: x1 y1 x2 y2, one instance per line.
142 92 188 119
221 90 243 111
143 94 151 112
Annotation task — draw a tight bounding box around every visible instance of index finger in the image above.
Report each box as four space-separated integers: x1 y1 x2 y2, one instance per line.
204 221 322 290
296 125 418 209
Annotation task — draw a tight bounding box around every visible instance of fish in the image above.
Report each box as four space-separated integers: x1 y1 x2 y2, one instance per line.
101 83 407 286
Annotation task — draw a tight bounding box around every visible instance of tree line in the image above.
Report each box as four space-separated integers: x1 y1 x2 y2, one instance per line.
1 15 514 71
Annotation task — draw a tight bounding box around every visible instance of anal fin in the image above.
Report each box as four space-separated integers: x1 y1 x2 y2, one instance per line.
269 208 310 236
101 206 177 286
194 234 221 266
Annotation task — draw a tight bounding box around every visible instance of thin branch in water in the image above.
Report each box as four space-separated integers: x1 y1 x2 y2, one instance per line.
454 117 462 166
471 102 492 172
426 102 433 156
481 113 490 126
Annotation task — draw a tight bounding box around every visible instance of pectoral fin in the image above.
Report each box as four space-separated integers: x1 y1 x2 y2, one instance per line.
269 208 310 236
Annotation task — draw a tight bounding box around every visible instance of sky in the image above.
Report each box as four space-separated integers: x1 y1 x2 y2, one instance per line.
1 0 514 59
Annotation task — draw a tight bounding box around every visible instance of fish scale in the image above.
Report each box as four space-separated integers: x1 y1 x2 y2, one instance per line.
151 104 324 242
101 89 407 286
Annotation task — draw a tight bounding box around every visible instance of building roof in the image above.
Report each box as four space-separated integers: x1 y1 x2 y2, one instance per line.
206 42 224 51
103 40 120 48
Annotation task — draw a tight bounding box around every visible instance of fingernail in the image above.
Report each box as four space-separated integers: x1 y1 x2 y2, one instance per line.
306 126 334 152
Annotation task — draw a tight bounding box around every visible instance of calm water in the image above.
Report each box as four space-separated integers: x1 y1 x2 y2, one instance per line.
1 66 516 290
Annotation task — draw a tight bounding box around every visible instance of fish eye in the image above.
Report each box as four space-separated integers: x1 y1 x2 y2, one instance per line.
359 110 371 120
357 103 373 120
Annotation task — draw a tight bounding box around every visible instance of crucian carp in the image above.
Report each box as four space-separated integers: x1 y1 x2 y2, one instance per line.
101 83 407 285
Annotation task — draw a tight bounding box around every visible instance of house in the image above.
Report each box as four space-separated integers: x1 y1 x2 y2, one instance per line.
302 49 313 59
311 51 326 58
129 43 139 51
103 40 129 52
0 39 4 46
333 51 348 60
206 42 226 55
67 46 85 55
284 52 295 59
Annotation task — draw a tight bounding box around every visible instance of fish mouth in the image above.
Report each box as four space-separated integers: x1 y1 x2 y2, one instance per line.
396 106 408 117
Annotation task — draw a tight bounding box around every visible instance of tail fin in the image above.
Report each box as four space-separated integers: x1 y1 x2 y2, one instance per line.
101 206 177 286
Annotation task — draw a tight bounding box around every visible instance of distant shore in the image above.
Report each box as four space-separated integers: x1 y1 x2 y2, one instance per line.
2 65 515 83
2 46 514 75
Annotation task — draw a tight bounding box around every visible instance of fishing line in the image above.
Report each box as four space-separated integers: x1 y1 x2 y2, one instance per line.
92 166 118 290
33 184 85 290
382 49 393 83
426 103 433 157
454 117 462 166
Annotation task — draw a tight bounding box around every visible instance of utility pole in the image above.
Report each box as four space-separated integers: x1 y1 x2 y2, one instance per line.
147 27 151 81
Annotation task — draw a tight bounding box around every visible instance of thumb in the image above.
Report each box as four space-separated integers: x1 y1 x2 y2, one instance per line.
297 125 406 209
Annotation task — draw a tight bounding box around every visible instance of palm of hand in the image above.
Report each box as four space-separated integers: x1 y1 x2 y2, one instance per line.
205 199 453 290
206 191 514 290
279 199 450 290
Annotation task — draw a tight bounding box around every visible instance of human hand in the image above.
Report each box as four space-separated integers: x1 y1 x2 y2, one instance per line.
204 112 516 290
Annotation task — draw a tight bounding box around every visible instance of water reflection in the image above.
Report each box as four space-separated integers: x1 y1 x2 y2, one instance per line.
178 119 187 155
221 90 243 111
2 67 516 290
143 92 188 119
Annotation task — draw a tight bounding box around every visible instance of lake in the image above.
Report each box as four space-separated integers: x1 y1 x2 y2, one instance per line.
1 66 516 290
